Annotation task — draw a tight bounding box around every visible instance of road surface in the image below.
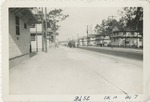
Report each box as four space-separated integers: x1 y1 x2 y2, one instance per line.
78 46 143 60
10 46 143 95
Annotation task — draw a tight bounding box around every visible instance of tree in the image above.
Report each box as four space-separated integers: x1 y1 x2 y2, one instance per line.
47 9 69 35
105 18 118 34
94 18 118 35
118 7 143 31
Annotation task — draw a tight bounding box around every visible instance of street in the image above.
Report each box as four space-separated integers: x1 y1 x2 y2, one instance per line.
78 46 143 60
9 46 143 95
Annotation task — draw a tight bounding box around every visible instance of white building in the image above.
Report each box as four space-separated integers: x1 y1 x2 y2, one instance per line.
30 24 43 51
9 8 38 68
88 34 96 46
95 34 111 47
112 26 143 48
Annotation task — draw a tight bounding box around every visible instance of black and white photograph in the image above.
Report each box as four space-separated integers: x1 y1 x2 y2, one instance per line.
1 1 150 101
9 7 143 94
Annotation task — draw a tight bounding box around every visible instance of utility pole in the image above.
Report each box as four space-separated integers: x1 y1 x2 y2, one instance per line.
77 34 79 47
49 32 51 47
125 32 126 48
35 24 38 52
45 7 48 53
77 34 79 42
87 25 89 47
41 7 44 52
48 21 51 47
53 30 56 43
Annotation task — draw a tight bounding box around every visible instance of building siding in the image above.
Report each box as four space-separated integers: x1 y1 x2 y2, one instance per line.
9 11 31 59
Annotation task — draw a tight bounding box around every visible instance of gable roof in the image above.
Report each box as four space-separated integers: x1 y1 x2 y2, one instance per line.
112 26 120 32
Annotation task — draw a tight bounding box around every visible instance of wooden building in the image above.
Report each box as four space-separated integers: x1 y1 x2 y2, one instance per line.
111 26 143 48
88 34 96 46
80 36 88 46
95 34 111 47
9 8 38 68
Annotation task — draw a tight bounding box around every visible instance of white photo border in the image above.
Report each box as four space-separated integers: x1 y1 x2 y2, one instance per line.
1 0 150 101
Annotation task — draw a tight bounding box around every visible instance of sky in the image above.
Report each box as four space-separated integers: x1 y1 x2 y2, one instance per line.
47 7 122 41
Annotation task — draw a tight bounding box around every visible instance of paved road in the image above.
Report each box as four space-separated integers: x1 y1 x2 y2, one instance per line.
10 46 143 95
78 46 143 60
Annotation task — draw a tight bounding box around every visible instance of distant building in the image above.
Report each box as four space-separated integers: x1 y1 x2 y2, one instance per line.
78 37 83 46
95 34 111 47
9 8 38 68
111 26 143 48
30 24 43 51
81 36 88 46
30 22 54 51
59 41 68 46
88 34 96 46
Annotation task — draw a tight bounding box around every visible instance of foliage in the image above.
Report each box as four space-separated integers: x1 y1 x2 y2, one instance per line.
47 9 69 35
94 7 143 35
118 7 143 31
94 18 118 34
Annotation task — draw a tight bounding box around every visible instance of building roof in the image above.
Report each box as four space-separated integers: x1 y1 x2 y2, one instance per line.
112 26 142 33
88 34 96 38
112 26 120 32
9 8 39 25
82 36 87 39
95 34 111 36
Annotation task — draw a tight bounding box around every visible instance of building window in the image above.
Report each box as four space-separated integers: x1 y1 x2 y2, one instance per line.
139 38 142 41
31 34 36 41
30 24 35 28
15 16 20 35
24 23 27 29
